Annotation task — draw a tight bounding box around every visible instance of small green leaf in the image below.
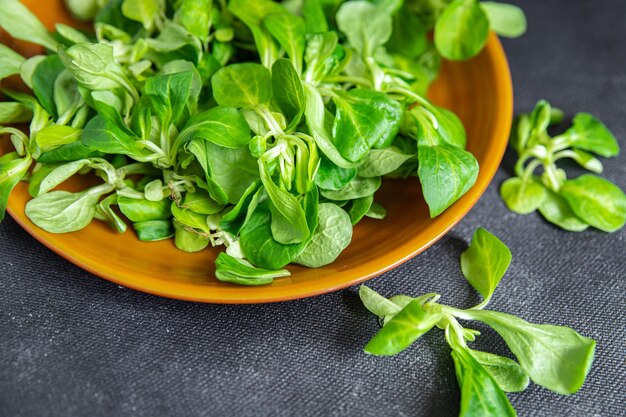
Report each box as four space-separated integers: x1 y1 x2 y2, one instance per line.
332 89 403 162
302 83 359 169
36 125 83 151
121 0 163 30
257 160 311 245
560 175 626 232
388 294 414 310
302 0 328 33
118 196 171 222
470 350 529 393
180 189 224 215
55 23 90 44
481 2 527 38
31 54 65 117
366 202 387 220
346 195 374 225
303 32 341 85
537 189 589 232
380 294 416 325
460 228 511 303
433 106 468 149
94 194 126 233
264 13 306 74
364 299 441 356
435 0 489 60
418 144 479 217
0 153 32 222
0 0 59 50
468 310 596 395
28 159 92 197
64 0 100 21
549 108 565 125
90 90 127 122
240 196 317 270
82 115 146 158
500 177 547 214
215 252 290 286
271 59 305 129
144 70 195 128
529 100 552 138
314 154 356 191
171 201 209 233
228 0 284 67
58 43 136 98
19 55 46 89
410 106 467 149
25 184 114 233
143 179 165 202
0 44 26 81
215 252 291 285
211 63 273 108
175 0 212 42
568 149 603 174
357 147 414 178
219 181 262 235
294 203 353 268
0 102 32 124
133 219 174 241
451 346 516 417
358 285 403 318
54 70 83 123
178 107 251 149
386 8 428 59
173 219 209 253
143 22 202 62
509 114 531 154
336 1 392 57
321 176 381 201
37 141 103 163
187 140 258 205
567 112 619 157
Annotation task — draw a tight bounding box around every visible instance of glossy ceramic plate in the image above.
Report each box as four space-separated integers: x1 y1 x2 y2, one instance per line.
1 0 513 303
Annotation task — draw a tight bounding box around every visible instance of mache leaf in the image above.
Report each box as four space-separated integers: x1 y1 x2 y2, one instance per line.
460 228 511 303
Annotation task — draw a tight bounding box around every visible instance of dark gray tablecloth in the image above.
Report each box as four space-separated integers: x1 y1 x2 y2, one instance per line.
1 1 625 416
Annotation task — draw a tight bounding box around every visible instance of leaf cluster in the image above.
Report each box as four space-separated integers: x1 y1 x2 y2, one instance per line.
501 100 626 232
360 228 596 416
0 0 526 284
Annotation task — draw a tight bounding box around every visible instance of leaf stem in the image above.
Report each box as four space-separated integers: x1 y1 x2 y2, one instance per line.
322 75 373 88
469 297 492 311
258 106 285 136
445 314 467 348
385 86 431 108
551 133 575 152
521 159 542 184
440 305 475 321
543 164 562 192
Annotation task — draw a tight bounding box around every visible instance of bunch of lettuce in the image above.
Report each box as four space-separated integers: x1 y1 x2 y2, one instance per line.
0 0 524 284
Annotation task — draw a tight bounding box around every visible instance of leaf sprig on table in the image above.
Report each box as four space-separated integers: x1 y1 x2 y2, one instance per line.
360 228 596 417
501 100 626 232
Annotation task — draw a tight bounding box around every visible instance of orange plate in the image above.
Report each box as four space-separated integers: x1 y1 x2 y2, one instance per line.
1 0 513 303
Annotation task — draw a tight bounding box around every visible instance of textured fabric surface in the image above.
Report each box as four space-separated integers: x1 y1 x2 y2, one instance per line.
1 1 625 416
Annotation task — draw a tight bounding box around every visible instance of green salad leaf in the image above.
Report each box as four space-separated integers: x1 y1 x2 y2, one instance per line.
359 228 595 415
502 100 626 232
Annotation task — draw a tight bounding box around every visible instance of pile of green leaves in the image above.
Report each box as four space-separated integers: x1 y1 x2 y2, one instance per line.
0 0 525 285
501 100 626 232
360 228 596 417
